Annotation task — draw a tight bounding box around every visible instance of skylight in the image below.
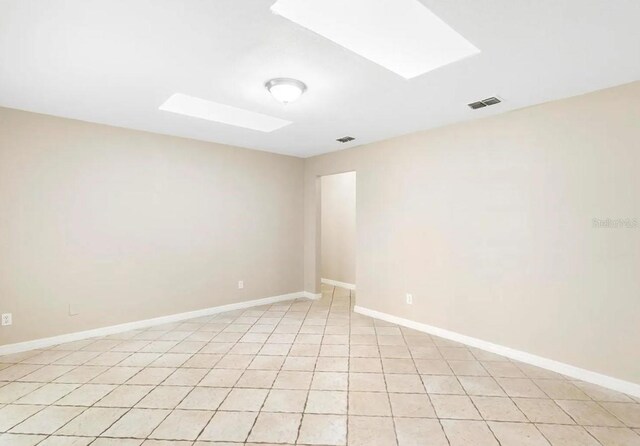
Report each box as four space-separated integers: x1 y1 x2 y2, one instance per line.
271 0 480 79
159 94 292 132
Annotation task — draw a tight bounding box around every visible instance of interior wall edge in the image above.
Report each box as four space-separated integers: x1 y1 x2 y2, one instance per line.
354 304 640 398
0 292 313 356
321 278 356 290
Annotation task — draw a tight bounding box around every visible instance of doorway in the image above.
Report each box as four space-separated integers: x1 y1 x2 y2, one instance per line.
320 171 356 306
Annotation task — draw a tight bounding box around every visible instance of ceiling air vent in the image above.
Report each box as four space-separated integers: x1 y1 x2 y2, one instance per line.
336 136 355 143
468 96 502 110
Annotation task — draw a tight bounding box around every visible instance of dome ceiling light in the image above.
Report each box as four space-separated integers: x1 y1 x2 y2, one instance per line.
265 78 307 104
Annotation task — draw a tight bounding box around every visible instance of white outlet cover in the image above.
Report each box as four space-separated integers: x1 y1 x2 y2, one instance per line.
406 294 413 305
1 313 12 326
238 280 244 289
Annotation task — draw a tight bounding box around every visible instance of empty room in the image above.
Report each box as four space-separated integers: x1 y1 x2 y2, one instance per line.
0 0 639 445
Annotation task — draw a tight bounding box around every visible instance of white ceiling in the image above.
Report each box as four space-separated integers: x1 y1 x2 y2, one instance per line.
0 0 639 158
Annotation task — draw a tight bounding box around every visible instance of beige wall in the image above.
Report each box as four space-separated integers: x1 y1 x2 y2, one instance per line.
304 81 640 383
0 107 304 346
321 172 356 285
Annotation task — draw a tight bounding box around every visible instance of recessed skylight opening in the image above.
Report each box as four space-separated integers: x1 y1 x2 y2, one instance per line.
271 0 480 79
159 93 292 132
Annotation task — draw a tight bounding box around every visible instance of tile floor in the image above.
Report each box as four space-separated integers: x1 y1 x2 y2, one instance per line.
1 285 639 445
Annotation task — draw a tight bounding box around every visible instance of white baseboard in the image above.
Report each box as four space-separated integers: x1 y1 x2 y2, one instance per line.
302 291 322 300
354 305 640 398
321 278 356 290
0 292 310 357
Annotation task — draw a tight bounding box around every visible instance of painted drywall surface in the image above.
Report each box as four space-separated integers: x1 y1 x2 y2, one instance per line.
321 172 356 285
0 107 304 346
304 81 640 383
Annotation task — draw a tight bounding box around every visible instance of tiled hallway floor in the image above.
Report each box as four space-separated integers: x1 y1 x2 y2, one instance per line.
1 285 639 445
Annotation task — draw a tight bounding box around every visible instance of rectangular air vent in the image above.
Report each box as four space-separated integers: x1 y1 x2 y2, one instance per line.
468 96 502 110
337 136 355 143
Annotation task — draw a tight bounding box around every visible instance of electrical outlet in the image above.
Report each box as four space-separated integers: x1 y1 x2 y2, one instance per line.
68 303 79 316
1 313 12 326
406 294 413 305
238 280 244 289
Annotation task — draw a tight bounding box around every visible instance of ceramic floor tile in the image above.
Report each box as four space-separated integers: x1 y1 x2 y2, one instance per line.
315 357 349 372
247 412 301 443
0 433 48 446
430 394 482 420
459 376 506 397
0 405 44 432
127 367 175 385
572 382 634 403
555 400 624 427
218 387 268 411
488 421 551 446
306 390 347 414
235 369 277 388
55 384 116 406
15 383 79 405
472 396 528 422
95 384 153 407
273 371 313 389
385 374 425 393
10 405 84 434
90 367 142 384
102 408 170 438
262 389 308 413
349 358 382 373
18 365 76 383
513 398 575 424
496 378 547 398
54 366 111 384
198 368 243 387
135 386 192 409
481 362 526 378
448 361 489 377
298 414 347 445
534 380 590 401
382 358 417 374
440 419 499 446
311 372 348 391
348 391 392 416
536 424 600 446
414 359 453 375
348 373 386 392
394 417 448 446
38 435 95 445
348 415 396 446
55 407 127 436
0 383 44 404
600 402 640 428
282 356 317 371
422 375 465 395
197 410 257 442
149 409 213 440
585 426 640 445
177 386 229 410
389 393 436 417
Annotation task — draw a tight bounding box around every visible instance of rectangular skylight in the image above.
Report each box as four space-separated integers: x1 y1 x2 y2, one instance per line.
159 93 292 132
271 0 480 79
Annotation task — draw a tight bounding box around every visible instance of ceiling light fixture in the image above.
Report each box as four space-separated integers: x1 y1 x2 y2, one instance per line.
265 78 307 104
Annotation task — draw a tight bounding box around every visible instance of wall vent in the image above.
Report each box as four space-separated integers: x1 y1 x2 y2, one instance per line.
336 136 355 143
468 96 502 110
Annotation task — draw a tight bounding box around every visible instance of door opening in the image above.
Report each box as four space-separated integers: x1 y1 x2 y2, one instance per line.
319 171 356 307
